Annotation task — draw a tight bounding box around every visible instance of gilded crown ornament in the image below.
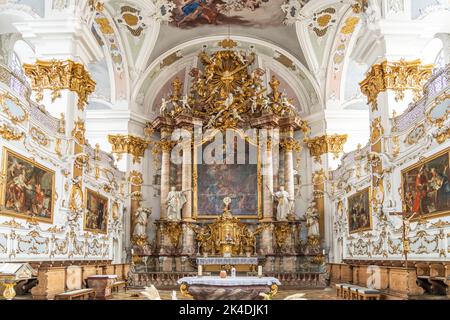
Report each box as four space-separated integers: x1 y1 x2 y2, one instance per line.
156 44 301 130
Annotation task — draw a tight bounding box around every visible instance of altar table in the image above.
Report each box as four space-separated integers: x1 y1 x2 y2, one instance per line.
86 275 117 300
196 257 259 272
177 276 281 300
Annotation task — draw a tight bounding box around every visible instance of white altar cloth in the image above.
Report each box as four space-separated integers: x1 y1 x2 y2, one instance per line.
177 276 281 286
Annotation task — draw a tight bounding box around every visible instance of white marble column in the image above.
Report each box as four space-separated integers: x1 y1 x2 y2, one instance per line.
262 129 274 220
160 129 172 220
182 130 192 220
283 132 295 200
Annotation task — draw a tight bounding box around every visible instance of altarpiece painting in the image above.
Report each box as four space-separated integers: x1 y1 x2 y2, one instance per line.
193 133 261 218
1 148 55 223
347 187 372 233
402 149 450 219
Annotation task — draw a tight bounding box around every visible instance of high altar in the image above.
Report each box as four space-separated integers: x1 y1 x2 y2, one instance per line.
128 44 327 287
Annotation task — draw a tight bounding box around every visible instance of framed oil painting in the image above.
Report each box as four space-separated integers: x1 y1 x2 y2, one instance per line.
1 148 55 223
193 132 261 219
84 188 109 234
401 149 450 219
347 187 372 234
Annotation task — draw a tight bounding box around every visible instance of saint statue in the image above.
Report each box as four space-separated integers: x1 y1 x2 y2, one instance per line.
166 186 189 220
305 200 320 238
133 207 151 238
271 185 293 221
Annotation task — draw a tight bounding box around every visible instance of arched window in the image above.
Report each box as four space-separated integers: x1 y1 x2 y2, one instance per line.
9 51 25 94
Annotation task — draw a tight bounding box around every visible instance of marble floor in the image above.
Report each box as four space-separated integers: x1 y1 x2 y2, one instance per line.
111 287 343 300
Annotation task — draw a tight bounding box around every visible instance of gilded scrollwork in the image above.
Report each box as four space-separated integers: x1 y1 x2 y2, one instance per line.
0 123 24 141
23 59 96 110
360 59 433 110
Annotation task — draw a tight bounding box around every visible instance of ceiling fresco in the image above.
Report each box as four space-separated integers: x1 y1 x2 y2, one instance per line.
169 0 286 29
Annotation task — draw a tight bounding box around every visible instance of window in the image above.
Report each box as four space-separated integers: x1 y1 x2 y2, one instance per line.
9 52 25 95
433 49 445 73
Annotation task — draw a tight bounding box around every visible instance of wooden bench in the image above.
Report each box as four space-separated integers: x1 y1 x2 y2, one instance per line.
357 288 381 300
335 283 343 297
111 280 127 293
341 284 353 299
54 288 96 300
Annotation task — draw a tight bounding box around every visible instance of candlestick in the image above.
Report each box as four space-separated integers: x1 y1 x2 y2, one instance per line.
198 265 202 277
257 265 262 278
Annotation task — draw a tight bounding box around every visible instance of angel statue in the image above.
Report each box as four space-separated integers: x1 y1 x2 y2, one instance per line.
268 185 293 221
166 186 190 220
160 97 169 115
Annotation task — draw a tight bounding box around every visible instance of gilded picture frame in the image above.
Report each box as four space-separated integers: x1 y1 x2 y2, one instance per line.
192 129 262 220
347 187 372 234
401 148 450 220
83 187 109 234
0 147 55 223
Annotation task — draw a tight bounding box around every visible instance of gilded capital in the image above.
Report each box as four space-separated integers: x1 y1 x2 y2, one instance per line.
304 134 348 161
108 134 149 163
359 59 433 110
280 137 302 152
23 59 96 110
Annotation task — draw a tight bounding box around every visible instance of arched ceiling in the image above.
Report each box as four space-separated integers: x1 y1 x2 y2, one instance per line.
2 0 449 121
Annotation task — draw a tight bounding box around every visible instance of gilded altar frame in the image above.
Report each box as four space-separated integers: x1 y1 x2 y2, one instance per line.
400 147 450 220
0 147 56 223
192 128 262 220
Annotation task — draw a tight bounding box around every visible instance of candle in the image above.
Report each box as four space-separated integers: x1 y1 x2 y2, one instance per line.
258 265 262 277
198 265 202 277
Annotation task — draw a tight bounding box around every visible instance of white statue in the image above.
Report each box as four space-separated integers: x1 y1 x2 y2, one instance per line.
305 200 320 238
271 185 293 221
181 95 191 111
160 98 168 115
224 92 234 108
166 186 188 220
281 96 296 114
133 207 151 238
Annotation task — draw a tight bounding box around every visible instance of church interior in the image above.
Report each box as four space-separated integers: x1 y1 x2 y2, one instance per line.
0 0 449 302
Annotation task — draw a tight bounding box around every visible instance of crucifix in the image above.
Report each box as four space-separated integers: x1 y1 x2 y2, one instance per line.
390 209 418 268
